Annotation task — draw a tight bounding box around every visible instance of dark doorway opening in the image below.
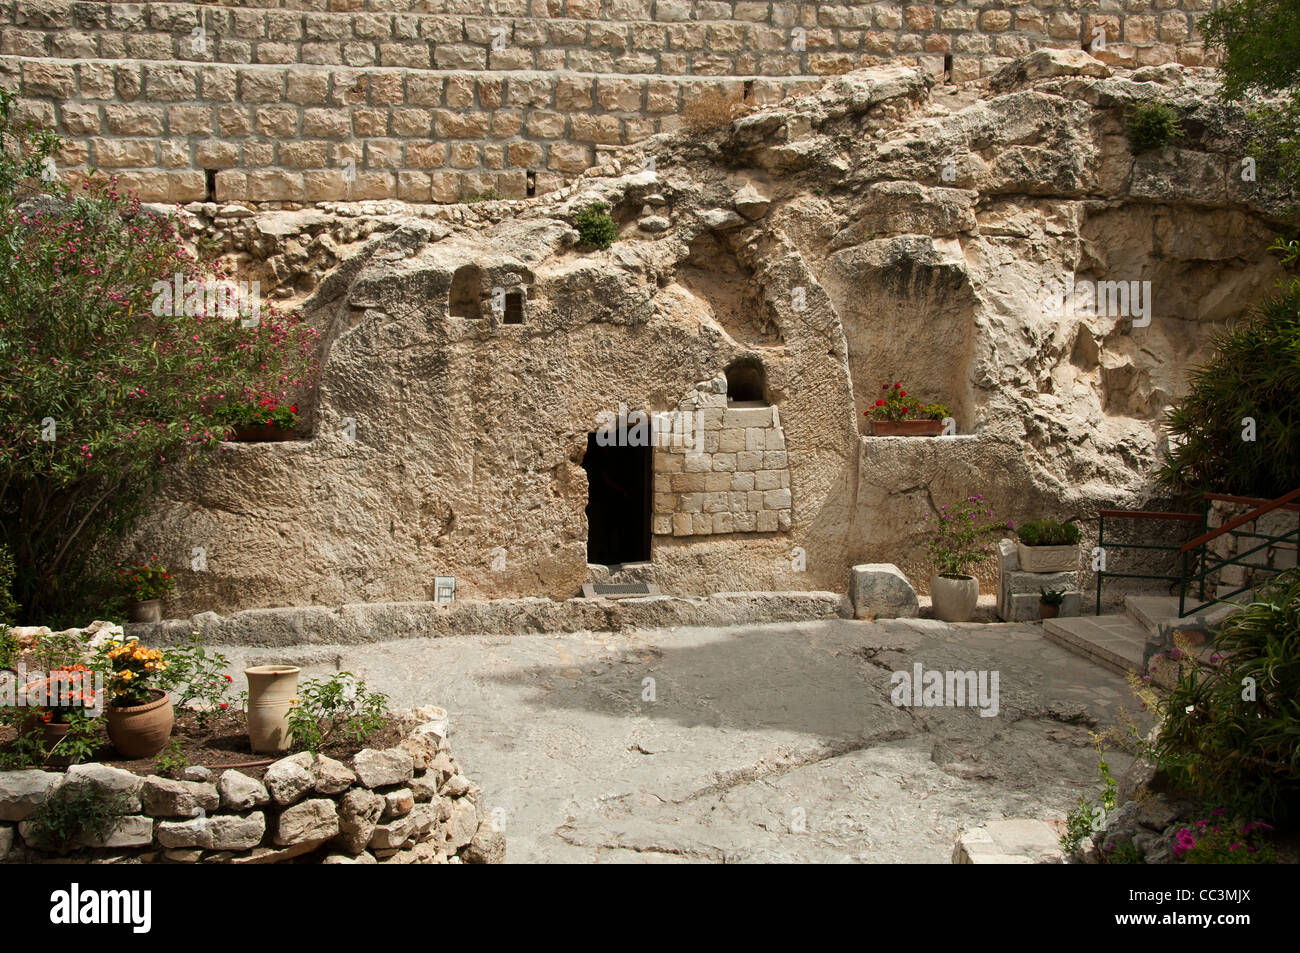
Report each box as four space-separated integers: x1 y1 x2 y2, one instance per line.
583 434 651 566
503 291 524 324
725 356 767 402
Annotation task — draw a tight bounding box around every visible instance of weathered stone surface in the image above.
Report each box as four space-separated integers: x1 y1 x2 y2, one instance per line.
158 812 265 851
849 564 919 619
218 770 270 811
310 755 357 795
0 771 61 821
369 813 416 851
353 748 413 789
953 818 1064 864
440 773 472 798
322 851 377 864
76 815 154 849
382 788 414 819
336 788 383 854
462 822 506 864
63 763 145 813
276 798 340 846
142 777 220 818
443 798 479 851
263 754 315 806
182 766 214 783
0 825 12 860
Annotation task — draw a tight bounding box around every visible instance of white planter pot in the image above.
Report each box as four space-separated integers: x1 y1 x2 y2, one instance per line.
1016 542 1079 573
245 665 300 754
931 573 979 622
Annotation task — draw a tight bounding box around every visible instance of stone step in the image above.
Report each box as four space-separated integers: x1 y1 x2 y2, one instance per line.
1123 593 1243 639
1042 614 1147 677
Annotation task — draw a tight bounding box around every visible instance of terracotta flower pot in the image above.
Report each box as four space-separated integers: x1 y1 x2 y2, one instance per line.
129 598 162 623
245 665 300 754
1039 602 1061 619
227 423 294 442
870 419 945 437
107 690 174 759
931 573 979 622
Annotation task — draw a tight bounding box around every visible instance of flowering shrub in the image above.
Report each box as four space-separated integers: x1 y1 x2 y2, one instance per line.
0 90 320 622
157 633 232 726
1173 812 1277 864
923 495 1010 577
18 664 98 724
213 397 299 434
865 382 949 422
1146 567 1300 820
287 672 390 754
102 640 168 707
116 557 175 602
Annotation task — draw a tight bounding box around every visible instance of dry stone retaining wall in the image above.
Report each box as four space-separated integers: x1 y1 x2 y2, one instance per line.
0 707 505 864
3 0 1221 202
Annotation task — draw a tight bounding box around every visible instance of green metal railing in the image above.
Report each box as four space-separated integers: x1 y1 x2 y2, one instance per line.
1095 488 1300 617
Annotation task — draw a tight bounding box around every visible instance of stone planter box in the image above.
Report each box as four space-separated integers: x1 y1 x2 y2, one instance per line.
0 707 504 866
997 538 1081 622
869 419 944 436
1016 541 1079 573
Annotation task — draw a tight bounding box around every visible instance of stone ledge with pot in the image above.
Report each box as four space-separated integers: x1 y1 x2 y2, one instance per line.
997 538 1082 622
0 706 504 865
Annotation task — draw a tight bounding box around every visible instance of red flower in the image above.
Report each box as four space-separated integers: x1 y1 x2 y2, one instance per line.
899 391 906 397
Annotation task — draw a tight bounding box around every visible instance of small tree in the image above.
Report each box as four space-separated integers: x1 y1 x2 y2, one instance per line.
0 90 320 621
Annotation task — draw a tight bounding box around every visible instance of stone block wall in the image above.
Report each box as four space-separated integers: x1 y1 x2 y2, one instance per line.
1205 499 1299 592
2 0 1220 203
0 707 505 865
653 385 792 537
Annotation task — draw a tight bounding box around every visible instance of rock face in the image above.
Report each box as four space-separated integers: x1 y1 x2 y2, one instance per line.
122 54 1296 615
849 564 919 619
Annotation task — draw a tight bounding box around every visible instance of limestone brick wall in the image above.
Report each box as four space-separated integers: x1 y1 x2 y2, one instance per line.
652 389 792 537
1 0 1221 201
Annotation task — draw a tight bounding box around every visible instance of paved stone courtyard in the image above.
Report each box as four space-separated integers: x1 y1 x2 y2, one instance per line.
212 618 1142 863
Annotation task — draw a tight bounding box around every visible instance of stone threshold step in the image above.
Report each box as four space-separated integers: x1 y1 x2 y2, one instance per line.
1042 615 1146 677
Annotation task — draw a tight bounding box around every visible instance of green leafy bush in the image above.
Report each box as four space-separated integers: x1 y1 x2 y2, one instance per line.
1017 519 1081 547
1061 754 1119 854
0 708 103 769
1174 813 1277 863
574 202 617 250
922 495 1009 577
1151 568 1300 820
116 558 175 602
0 90 320 623
1126 100 1184 152
287 672 390 753
24 780 131 853
157 633 232 726
1040 587 1066 607
0 542 18 631
1158 239 1300 498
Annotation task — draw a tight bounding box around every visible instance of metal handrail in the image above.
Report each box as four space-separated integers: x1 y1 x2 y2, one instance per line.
1180 486 1300 554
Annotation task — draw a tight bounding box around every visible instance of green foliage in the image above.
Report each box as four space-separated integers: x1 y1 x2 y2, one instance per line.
24 780 131 853
116 558 175 602
157 633 232 725
1017 519 1082 547
1103 840 1145 864
0 542 18 630
1174 814 1278 863
574 202 617 250
0 90 320 623
922 495 1009 577
1039 587 1066 607
865 381 948 422
1126 101 1184 152
0 709 104 770
1201 0 1300 200
287 672 389 754
466 189 501 203
154 737 190 778
1061 754 1119 854
211 399 300 434
1152 568 1300 820
1157 239 1300 498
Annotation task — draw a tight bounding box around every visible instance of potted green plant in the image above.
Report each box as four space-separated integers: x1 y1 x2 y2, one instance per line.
1016 519 1082 573
1039 587 1065 619
102 638 174 758
17 664 98 759
117 557 175 623
215 396 300 442
923 495 1009 622
865 382 949 436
